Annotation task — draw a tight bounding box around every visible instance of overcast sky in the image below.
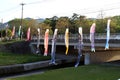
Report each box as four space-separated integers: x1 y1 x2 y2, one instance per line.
1 0 120 22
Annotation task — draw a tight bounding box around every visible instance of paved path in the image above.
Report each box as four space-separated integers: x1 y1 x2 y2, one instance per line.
102 60 120 66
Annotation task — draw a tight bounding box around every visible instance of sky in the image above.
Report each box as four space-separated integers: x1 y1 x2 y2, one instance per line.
1 0 120 22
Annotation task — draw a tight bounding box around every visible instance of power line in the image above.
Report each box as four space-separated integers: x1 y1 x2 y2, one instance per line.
79 6 120 16
1 0 120 21
25 0 49 5
0 5 20 13
0 0 48 14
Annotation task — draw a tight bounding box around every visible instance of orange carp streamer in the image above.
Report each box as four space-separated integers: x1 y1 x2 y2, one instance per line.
44 29 49 56
65 28 69 55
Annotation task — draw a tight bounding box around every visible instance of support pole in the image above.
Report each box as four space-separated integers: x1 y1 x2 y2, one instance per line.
84 53 90 65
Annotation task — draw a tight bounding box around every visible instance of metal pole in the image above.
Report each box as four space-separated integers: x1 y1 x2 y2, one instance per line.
84 53 90 65
1 19 3 41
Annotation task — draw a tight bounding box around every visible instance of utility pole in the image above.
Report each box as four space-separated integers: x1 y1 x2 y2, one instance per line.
100 10 104 31
0 19 3 41
20 3 25 39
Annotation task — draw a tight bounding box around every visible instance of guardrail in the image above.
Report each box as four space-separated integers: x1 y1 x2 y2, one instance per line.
31 33 120 40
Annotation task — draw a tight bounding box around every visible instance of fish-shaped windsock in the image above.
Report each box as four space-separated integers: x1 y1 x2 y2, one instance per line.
79 27 83 43
27 27 31 41
51 29 58 55
65 28 69 55
36 28 40 54
75 27 83 67
50 29 58 64
12 26 15 37
105 19 111 50
18 26 21 37
37 28 40 47
44 29 49 56
90 23 96 52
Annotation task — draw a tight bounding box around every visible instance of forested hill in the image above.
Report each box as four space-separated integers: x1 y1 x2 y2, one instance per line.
1 14 120 38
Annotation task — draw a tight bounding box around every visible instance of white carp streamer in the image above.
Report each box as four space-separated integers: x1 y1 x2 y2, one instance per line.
105 19 111 50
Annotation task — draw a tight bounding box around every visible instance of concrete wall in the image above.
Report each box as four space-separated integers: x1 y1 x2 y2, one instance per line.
90 50 120 64
0 41 31 54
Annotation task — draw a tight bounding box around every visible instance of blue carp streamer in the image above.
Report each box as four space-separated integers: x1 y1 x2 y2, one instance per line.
75 27 83 67
49 29 58 65
105 19 111 50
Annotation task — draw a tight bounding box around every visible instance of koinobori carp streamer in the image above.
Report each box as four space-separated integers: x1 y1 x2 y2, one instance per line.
65 28 69 55
44 29 49 56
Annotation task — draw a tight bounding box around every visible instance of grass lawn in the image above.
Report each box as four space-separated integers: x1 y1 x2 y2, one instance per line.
0 39 23 44
0 52 50 66
7 64 120 80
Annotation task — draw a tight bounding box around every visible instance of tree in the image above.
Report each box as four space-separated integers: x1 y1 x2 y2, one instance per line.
24 19 39 37
112 16 120 33
51 16 58 32
8 18 39 38
70 13 79 34
81 19 93 34
96 19 106 33
8 19 21 30
96 18 116 33
70 14 92 34
55 17 70 34
44 16 58 32
38 23 53 35
6 29 12 38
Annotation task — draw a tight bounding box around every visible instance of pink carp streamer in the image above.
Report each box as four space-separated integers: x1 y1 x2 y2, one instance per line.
11 26 15 38
90 23 96 52
105 19 111 50
65 28 69 55
44 29 49 56
26 27 31 41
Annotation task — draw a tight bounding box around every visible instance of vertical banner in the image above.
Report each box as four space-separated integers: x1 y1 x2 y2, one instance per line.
36 28 40 54
26 27 30 41
75 27 83 67
90 23 96 52
105 19 111 50
65 28 69 55
44 29 49 56
11 26 15 38
18 26 21 37
49 29 58 65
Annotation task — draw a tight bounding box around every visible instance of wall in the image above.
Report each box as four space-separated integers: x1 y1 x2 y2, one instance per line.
90 50 120 64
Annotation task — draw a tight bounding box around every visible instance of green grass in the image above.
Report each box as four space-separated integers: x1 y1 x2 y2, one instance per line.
0 52 50 66
7 64 120 80
0 39 23 44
